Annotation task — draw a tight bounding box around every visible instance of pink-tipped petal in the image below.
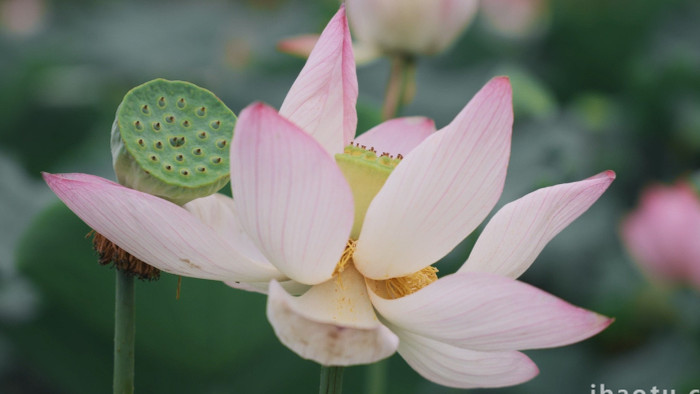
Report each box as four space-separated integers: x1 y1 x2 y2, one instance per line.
459 171 616 278
390 325 539 388
43 173 282 282
355 77 513 279
277 34 320 59
231 103 354 285
279 6 358 155
370 272 612 351
266 266 399 366
354 117 437 157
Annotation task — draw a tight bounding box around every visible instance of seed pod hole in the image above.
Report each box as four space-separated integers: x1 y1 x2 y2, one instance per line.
153 122 161 131
177 98 186 109
157 96 166 108
165 165 173 171
196 107 206 117
169 136 186 147
182 120 190 127
211 120 221 130
134 120 143 131
193 148 203 156
175 154 184 162
165 115 175 124
216 140 227 149
137 139 145 147
141 104 150 115
180 169 190 176
198 131 207 139
211 157 222 164
149 155 159 162
197 167 206 173
155 141 163 149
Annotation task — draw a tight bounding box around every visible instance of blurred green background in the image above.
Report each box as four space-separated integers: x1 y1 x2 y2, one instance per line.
2 0 700 392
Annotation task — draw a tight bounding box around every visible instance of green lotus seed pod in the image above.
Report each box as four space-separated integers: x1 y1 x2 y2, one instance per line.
111 79 235 205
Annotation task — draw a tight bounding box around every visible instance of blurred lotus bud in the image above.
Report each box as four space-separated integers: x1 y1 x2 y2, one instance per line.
622 182 700 288
346 0 478 56
0 0 47 37
481 0 550 39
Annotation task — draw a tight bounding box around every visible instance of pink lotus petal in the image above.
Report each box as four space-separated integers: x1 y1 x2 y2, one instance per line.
353 117 436 157
279 6 358 155
370 272 612 351
459 171 615 278
43 172 282 282
230 103 354 285
354 77 513 279
622 182 700 287
184 193 275 270
266 266 398 366
277 34 320 59
390 325 539 388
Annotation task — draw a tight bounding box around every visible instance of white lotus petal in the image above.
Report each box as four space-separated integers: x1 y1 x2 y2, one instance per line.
267 266 398 366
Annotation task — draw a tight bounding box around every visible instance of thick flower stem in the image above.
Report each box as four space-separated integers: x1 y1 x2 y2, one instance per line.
365 360 387 394
319 365 344 394
382 54 417 120
113 270 135 394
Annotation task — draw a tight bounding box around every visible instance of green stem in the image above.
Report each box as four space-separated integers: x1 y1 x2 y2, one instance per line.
319 365 344 394
382 54 417 120
114 270 135 394
365 360 387 394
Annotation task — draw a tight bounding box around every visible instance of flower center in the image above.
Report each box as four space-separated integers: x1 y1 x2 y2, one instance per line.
333 238 438 300
333 239 357 277
335 143 402 239
382 266 438 299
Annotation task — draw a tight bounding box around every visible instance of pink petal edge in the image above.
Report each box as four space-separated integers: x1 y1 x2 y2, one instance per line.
370 272 613 351
355 77 513 279
459 170 615 278
230 103 354 285
279 5 358 155
43 172 281 282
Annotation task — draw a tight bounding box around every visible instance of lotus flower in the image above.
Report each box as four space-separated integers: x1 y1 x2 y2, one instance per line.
622 182 700 288
44 7 615 389
279 0 478 61
346 0 478 56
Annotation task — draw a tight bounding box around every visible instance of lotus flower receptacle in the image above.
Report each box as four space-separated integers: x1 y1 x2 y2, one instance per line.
335 143 402 239
111 79 236 205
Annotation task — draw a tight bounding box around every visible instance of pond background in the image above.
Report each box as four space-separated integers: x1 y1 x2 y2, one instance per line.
2 0 700 392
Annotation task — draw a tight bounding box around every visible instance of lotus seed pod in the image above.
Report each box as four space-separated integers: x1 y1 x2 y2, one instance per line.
335 143 403 239
111 79 235 205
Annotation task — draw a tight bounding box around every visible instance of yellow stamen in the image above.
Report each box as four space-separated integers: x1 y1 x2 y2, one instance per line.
333 239 357 288
385 266 438 299
333 239 357 276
